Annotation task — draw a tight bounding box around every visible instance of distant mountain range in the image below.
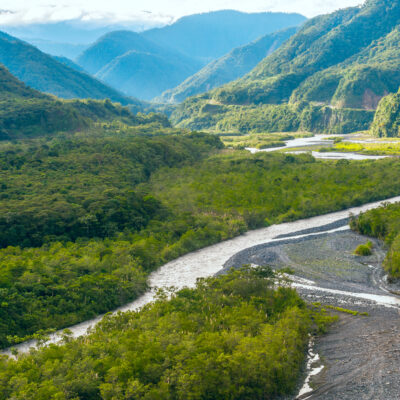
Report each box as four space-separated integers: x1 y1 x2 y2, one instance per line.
0 31 142 109
74 11 306 101
0 19 166 58
172 0 400 133
159 27 299 104
76 30 201 100
141 10 306 63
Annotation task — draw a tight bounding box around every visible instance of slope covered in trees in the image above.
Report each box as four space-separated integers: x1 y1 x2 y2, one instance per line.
0 64 150 139
371 88 400 137
172 0 400 133
159 27 298 104
0 31 141 107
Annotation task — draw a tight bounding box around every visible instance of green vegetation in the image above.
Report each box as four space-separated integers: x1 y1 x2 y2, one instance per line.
146 152 400 228
159 27 298 104
351 203 400 279
220 131 310 150
354 241 373 256
0 130 223 347
172 0 400 133
371 88 400 137
0 266 334 399
324 305 369 317
334 141 400 155
0 64 165 140
172 100 375 134
2 128 400 348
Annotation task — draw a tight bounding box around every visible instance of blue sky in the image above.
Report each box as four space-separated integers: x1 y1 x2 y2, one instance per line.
0 0 364 25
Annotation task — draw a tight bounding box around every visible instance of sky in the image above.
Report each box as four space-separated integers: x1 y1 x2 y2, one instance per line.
0 0 364 26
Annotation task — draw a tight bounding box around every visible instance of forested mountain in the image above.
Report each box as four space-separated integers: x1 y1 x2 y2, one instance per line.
159 27 298 104
371 88 400 137
142 10 306 63
213 0 400 108
172 0 400 133
0 64 151 139
0 31 141 107
76 30 201 100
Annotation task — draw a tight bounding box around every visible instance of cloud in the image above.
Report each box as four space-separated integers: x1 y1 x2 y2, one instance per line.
0 0 364 26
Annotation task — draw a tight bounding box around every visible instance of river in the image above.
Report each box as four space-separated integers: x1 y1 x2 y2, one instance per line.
245 134 391 160
6 195 400 356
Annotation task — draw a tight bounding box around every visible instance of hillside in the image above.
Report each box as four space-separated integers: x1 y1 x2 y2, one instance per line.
371 88 400 137
172 0 400 133
96 50 201 100
142 10 306 63
159 27 298 104
0 31 142 109
213 0 400 108
0 64 153 139
76 30 201 99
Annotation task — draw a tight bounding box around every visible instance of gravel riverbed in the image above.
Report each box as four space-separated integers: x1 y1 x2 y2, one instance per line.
221 228 400 400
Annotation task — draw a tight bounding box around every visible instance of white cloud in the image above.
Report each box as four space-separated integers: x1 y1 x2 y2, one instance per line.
0 0 364 26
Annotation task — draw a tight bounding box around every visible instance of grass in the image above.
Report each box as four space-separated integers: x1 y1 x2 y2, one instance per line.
354 241 373 256
334 141 400 155
324 305 369 317
220 131 312 150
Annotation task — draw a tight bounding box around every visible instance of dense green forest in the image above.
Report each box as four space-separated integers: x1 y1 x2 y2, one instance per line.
0 266 334 399
171 0 400 133
172 100 374 134
0 64 164 139
371 88 400 137
351 203 400 279
2 123 400 347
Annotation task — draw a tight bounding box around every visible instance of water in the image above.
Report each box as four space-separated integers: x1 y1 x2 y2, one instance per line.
246 134 336 153
289 151 388 160
246 135 391 160
6 195 400 356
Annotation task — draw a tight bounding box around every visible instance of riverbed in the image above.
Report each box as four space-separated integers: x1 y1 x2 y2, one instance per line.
245 134 393 160
223 229 400 399
7 195 400 357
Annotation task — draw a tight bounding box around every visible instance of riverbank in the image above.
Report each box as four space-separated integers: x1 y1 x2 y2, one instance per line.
221 229 400 399
5 195 400 357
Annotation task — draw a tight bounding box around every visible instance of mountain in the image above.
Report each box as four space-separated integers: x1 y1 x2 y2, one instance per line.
142 10 306 63
0 64 87 139
96 50 200 101
77 30 201 100
53 56 87 73
371 88 400 137
159 27 299 104
1 18 166 58
0 64 155 139
212 0 400 108
0 31 142 109
172 0 400 133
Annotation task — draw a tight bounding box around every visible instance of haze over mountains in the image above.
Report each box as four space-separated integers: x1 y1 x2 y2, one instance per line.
75 10 306 100
159 27 299 104
0 31 142 108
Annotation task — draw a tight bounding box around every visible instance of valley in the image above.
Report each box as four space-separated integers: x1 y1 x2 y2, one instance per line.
0 0 399 398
